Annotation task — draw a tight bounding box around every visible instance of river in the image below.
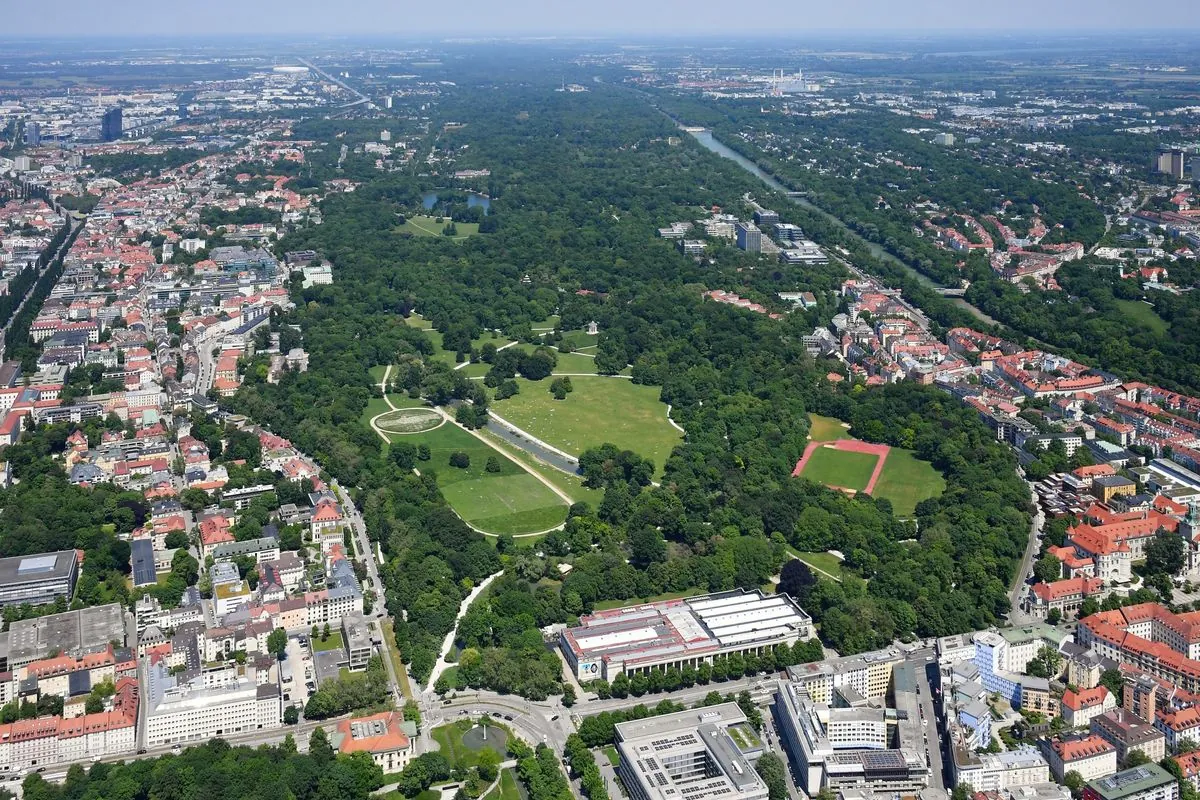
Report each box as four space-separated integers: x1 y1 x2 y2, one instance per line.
686 128 998 326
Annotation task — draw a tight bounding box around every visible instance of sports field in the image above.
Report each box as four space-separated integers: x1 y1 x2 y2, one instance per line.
796 415 945 516
492 375 681 472
406 423 567 535
797 445 881 492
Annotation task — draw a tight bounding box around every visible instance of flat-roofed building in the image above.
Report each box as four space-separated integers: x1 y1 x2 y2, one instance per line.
614 703 769 800
3 604 126 669
342 614 374 671
774 668 929 798
144 660 280 746
1083 763 1178 800
560 589 812 681
0 550 79 608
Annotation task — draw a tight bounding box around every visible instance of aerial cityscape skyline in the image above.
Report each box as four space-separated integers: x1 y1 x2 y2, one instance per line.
2 20 1200 800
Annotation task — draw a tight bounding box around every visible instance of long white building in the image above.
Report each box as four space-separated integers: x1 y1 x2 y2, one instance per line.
560 589 813 681
143 660 280 747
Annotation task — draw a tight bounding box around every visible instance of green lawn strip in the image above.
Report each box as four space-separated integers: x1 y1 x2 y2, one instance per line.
593 587 707 611
440 474 566 530
785 547 846 580
477 428 604 507
872 447 946 517
459 502 568 536
487 768 524 800
602 746 619 766
411 424 567 533
460 362 492 378
401 314 434 330
492 375 681 473
361 396 394 427
798 446 879 492
386 393 428 410
380 623 414 699
808 413 852 442
312 631 344 652
369 365 389 384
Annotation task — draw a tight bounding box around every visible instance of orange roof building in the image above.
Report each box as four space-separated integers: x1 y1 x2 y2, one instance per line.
332 711 413 774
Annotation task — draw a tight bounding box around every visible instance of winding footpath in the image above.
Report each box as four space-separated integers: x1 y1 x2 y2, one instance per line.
425 570 505 693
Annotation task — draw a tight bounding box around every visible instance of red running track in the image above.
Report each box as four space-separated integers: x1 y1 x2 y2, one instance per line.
791 439 891 495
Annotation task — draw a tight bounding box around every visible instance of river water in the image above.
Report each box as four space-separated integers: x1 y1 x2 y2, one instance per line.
686 129 998 326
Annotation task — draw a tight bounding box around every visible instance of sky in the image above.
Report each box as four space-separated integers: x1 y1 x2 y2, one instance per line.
5 0 1198 38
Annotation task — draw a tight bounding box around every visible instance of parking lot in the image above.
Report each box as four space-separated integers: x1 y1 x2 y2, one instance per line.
283 635 317 710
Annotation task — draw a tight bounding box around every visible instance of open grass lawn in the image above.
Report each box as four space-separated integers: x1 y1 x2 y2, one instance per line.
786 548 846 581
602 746 619 767
872 447 946 517
369 365 389 384
558 329 599 350
493 376 681 472
1116 299 1170 335
799 446 879 492
479 429 605 507
808 413 851 442
409 423 567 534
312 631 344 653
395 215 481 240
401 314 434 330
510 342 599 375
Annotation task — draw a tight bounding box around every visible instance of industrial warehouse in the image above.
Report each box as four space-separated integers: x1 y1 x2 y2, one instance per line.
559 589 814 681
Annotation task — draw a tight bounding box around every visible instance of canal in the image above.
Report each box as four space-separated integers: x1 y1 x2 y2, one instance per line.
686 128 998 326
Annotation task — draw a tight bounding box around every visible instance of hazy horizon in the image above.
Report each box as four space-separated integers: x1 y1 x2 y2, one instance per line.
6 0 1200 38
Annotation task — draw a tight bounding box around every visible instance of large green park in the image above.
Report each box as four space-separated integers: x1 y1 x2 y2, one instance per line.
491 375 682 473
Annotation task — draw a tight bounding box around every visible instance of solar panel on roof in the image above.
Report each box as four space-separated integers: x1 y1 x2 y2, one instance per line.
131 540 156 587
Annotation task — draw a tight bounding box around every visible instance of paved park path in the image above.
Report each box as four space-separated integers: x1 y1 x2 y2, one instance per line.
426 569 505 693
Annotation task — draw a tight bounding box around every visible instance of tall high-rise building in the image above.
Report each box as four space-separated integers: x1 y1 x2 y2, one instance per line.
1155 149 1184 181
735 222 762 253
101 107 122 142
24 122 40 146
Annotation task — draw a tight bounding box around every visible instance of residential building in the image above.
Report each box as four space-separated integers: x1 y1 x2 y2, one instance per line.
1043 735 1117 782
953 747 1050 793
1091 709 1166 764
1062 686 1117 728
